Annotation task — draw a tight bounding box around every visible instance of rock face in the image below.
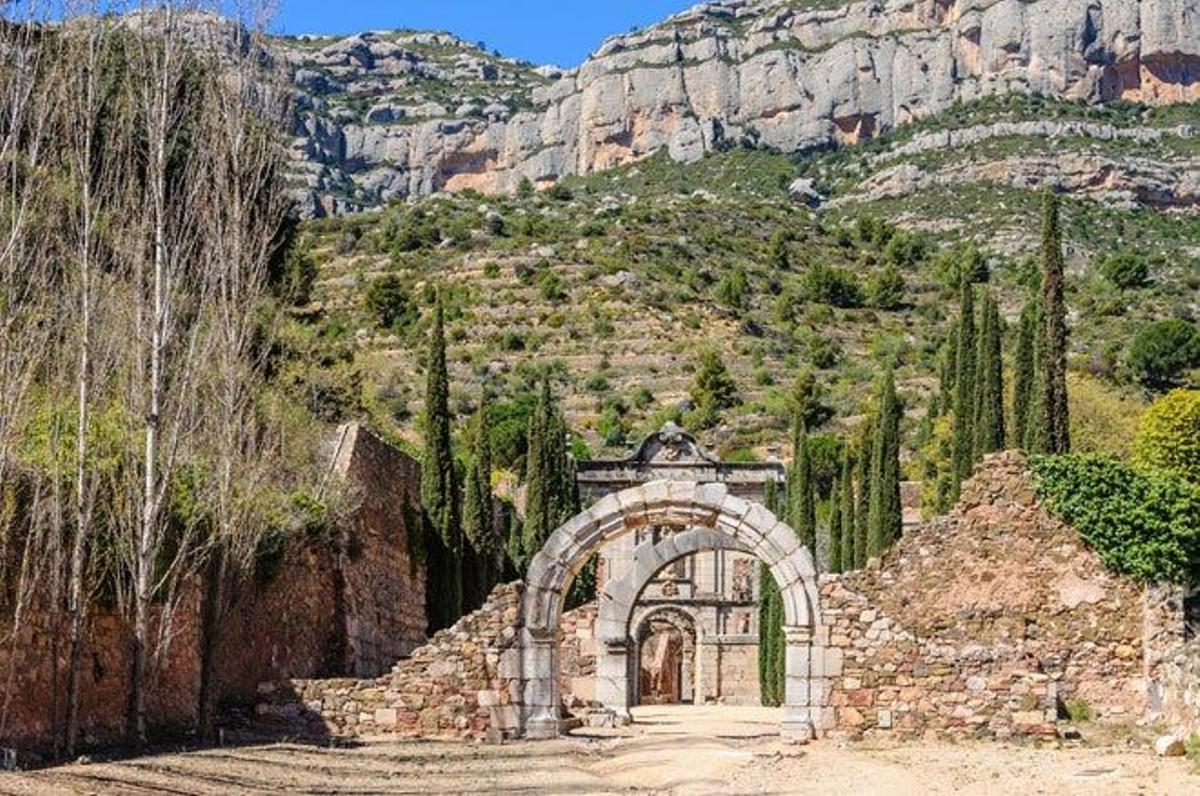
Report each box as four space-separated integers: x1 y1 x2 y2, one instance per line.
280 0 1200 214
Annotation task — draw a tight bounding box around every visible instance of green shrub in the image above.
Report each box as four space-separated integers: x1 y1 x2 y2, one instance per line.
801 263 863 308
1099 252 1149 290
1127 319 1200 387
364 275 417 331
1063 697 1093 723
1032 454 1200 583
1134 389 1200 484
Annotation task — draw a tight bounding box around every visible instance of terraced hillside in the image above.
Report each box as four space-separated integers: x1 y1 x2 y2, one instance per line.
277 96 1194 472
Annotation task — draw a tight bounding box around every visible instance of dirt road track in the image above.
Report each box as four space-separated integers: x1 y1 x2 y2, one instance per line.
0 706 1192 795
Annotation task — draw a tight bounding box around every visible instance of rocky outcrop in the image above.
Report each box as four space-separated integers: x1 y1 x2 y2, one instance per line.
282 0 1200 214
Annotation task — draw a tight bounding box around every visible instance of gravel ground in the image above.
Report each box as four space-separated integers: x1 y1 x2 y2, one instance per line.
0 706 1192 795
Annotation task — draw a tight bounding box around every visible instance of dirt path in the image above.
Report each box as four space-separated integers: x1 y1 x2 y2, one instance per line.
0 706 1192 795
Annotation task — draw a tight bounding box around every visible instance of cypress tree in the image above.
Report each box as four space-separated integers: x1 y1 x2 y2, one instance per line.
1039 191 1071 454
839 448 855 571
1011 299 1038 449
421 292 462 631
521 377 578 565
788 417 816 552
950 279 977 493
758 479 786 706
462 390 496 611
828 474 842 573
867 367 903 559
973 293 1005 457
853 414 873 569
936 327 958 417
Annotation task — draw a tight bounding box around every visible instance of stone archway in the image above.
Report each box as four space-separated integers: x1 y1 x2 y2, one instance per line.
633 606 698 706
518 479 824 741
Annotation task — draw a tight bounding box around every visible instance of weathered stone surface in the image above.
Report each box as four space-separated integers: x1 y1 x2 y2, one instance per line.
280 0 1200 214
1155 734 1186 757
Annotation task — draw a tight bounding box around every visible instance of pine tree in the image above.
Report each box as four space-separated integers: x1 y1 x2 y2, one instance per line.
788 417 816 552
950 279 977 493
463 390 497 611
828 474 842 573
839 448 855 571
1011 299 1038 449
973 293 1005 457
867 367 903 559
421 292 462 631
853 414 873 569
1039 191 1071 454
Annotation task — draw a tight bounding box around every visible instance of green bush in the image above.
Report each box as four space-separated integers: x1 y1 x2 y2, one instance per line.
1032 454 1200 583
364 275 417 331
801 263 863 308
1127 318 1200 387
1134 389 1200 484
1099 252 1149 290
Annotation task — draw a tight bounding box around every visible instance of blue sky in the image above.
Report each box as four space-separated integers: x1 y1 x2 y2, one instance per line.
272 1 693 67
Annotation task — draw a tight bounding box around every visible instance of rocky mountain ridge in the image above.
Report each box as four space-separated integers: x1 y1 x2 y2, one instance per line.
280 0 1200 216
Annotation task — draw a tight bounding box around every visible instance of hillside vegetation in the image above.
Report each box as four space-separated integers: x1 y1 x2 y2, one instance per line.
279 96 1197 467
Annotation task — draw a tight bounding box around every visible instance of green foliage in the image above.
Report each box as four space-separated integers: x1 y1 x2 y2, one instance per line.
1011 299 1039 449
867 262 905 310
1067 374 1145 459
867 367 903 558
365 274 417 331
1134 389 1200 484
1099 252 1150 290
951 281 977 491
421 293 462 631
838 449 855 571
758 479 786 707
973 292 1005 456
1127 319 1200 388
463 390 498 611
1039 190 1071 454
715 264 751 312
519 378 578 567
932 244 988 290
1032 454 1200 583
828 474 842 573
516 176 535 199
801 263 863 308
1063 698 1093 723
788 419 816 551
688 350 741 429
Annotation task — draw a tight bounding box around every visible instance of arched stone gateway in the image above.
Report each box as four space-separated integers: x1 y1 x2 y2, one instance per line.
518 479 825 742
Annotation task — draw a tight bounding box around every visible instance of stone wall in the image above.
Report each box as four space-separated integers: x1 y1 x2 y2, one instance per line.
823 451 1151 739
0 423 426 759
558 604 598 708
256 582 523 741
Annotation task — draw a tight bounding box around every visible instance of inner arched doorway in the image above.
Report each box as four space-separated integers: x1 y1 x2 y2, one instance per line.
517 479 826 742
634 607 698 705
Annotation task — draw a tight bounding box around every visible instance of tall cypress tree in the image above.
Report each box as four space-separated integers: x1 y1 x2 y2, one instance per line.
828 474 842 573
973 293 1005 457
1011 299 1038 449
1039 190 1071 454
936 327 958 417
462 390 496 611
521 376 578 565
758 479 785 706
950 279 977 493
788 418 816 552
853 413 874 569
867 367 903 559
839 448 855 572
421 292 462 631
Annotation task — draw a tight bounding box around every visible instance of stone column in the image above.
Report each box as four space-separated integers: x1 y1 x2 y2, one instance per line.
521 628 561 739
595 637 633 723
780 625 816 743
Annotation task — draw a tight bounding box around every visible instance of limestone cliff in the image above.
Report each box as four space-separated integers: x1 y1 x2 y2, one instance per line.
282 0 1200 214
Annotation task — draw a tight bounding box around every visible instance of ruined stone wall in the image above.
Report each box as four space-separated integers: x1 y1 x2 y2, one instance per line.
558 604 598 707
0 592 203 759
0 423 427 758
331 423 427 676
257 582 523 741
823 452 1150 740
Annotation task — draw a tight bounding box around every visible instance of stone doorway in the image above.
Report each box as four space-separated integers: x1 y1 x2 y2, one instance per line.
636 609 696 705
517 479 826 742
